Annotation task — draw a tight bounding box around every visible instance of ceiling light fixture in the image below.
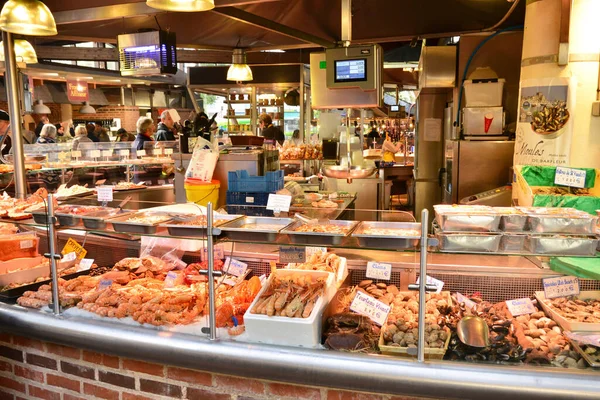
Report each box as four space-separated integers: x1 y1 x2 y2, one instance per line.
0 0 57 36
227 48 253 82
79 101 96 114
32 100 50 114
0 39 37 63
146 0 214 12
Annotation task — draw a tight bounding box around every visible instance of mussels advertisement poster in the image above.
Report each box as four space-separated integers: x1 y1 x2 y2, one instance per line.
514 77 574 166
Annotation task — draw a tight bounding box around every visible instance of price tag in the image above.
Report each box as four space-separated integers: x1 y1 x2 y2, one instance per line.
306 247 327 257
71 150 82 158
89 150 101 158
455 292 477 310
164 271 178 288
62 252 77 262
279 246 306 263
98 279 112 290
61 238 87 260
416 275 444 293
201 245 225 261
555 167 586 188
137 149 146 157
267 194 292 212
366 262 392 280
543 275 580 299
505 298 536 316
101 150 113 158
77 258 94 272
350 291 391 326
165 148 174 155
153 148 163 156
224 257 248 277
96 186 113 202
119 150 130 157
245 196 254 203
20 239 33 249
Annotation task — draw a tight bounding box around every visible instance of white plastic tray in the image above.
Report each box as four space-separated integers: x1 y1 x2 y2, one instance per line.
244 269 334 348
535 291 600 332
0 256 47 286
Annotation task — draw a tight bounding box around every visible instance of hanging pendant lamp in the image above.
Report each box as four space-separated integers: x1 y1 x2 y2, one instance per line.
0 0 57 36
79 102 96 114
227 49 253 82
32 100 50 114
146 0 215 12
0 39 37 64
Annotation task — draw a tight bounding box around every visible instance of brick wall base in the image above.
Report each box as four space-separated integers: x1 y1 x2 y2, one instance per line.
0 334 426 400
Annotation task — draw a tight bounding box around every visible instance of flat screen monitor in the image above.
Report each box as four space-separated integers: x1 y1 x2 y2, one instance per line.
334 59 367 83
390 105 399 112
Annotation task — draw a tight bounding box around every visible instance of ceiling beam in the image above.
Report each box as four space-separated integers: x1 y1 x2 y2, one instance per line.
213 7 334 48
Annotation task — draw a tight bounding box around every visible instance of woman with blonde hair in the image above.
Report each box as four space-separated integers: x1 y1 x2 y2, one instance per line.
72 125 93 150
36 124 57 144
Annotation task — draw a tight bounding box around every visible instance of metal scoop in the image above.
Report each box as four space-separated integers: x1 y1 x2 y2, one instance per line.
457 316 490 348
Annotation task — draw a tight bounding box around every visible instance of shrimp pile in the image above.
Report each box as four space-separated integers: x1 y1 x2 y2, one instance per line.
17 275 101 309
286 251 341 274
250 274 326 319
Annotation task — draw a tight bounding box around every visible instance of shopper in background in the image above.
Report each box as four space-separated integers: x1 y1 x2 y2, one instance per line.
37 124 57 144
34 115 49 138
382 132 402 163
290 129 302 145
0 110 11 156
133 116 155 151
155 110 176 141
258 113 284 145
95 122 111 142
366 122 380 148
86 123 99 143
72 125 92 150
55 123 72 143
116 128 135 142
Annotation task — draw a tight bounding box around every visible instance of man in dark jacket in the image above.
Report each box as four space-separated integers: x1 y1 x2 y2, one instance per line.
86 123 99 143
258 113 284 145
34 115 49 138
133 116 155 151
155 110 176 141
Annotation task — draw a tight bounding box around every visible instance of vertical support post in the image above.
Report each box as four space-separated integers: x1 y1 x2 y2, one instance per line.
251 86 257 135
299 66 305 142
2 32 27 199
417 208 429 362
207 202 217 340
341 0 352 46
120 86 126 106
47 194 61 315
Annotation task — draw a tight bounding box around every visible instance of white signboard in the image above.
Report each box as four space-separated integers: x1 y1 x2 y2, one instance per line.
554 167 586 188
366 262 392 281
350 291 391 326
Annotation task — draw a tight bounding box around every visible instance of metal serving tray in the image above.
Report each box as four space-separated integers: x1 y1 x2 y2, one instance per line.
435 227 502 253
495 208 528 232
499 234 527 253
109 211 174 235
435 211 501 232
526 235 599 256
82 209 133 230
219 217 294 242
527 215 598 235
351 221 421 249
162 214 242 237
282 220 358 246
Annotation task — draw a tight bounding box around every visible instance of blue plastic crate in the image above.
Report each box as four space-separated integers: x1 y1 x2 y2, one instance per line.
226 191 273 216
227 170 284 192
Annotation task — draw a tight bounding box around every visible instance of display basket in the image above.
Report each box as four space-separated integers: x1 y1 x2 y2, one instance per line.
227 170 284 193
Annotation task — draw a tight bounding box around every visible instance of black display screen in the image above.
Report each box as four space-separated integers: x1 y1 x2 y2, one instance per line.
334 59 367 82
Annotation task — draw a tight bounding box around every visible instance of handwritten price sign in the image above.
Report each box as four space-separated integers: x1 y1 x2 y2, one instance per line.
224 257 248 277
543 275 580 299
350 291 391 326
555 167 586 188
366 262 391 280
506 297 536 316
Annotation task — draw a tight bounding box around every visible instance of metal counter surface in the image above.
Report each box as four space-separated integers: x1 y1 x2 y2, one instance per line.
0 304 598 400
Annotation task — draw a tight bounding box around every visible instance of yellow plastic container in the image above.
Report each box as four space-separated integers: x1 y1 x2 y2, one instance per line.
184 179 220 207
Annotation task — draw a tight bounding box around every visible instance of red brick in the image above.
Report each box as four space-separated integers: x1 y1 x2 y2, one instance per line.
25 354 57 370
12 337 44 351
82 351 119 369
98 370 135 389
122 394 154 400
327 390 386 400
60 361 95 379
0 345 23 362
0 334 12 344
0 376 25 393
27 385 60 400
0 389 14 400
167 367 212 386
45 343 81 360
83 383 119 400
0 359 12 372
46 374 80 392
14 365 44 383
63 395 87 400
268 382 320 400
186 388 231 400
214 375 264 395
139 378 182 398
122 359 164 376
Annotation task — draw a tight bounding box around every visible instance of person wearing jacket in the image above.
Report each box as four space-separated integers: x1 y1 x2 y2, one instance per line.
155 110 176 141
72 125 92 150
133 116 155 151
36 124 57 144
258 113 284 145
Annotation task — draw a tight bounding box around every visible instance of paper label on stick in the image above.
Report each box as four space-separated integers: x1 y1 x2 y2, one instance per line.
71 150 82 158
224 257 247 277
164 271 178 288
101 150 113 158
153 148 163 156
267 194 292 212
137 149 146 157
543 275 580 299
165 148 173 155
279 246 306 263
416 275 444 293
96 186 113 202
555 167 586 188
89 150 101 158
350 291 390 326
77 258 94 272
61 238 87 260
366 262 391 281
306 247 327 257
506 297 536 316
98 279 112 290
119 150 130 157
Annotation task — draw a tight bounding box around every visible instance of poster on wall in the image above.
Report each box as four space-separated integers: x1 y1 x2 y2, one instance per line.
66 80 89 103
514 77 574 166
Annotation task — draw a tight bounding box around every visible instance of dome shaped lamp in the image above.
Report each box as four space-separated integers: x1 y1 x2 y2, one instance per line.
146 0 214 12
79 102 96 114
227 49 253 82
32 100 50 114
0 39 37 64
0 0 57 36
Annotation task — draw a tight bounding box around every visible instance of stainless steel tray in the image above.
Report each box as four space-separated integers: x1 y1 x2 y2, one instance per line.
82 209 133 230
499 234 527 253
436 229 502 253
109 211 174 234
566 333 600 368
55 213 81 227
219 216 294 242
435 212 501 232
351 221 421 249
528 215 598 235
495 208 528 232
282 220 358 246
163 214 242 237
31 211 51 225
526 235 599 256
